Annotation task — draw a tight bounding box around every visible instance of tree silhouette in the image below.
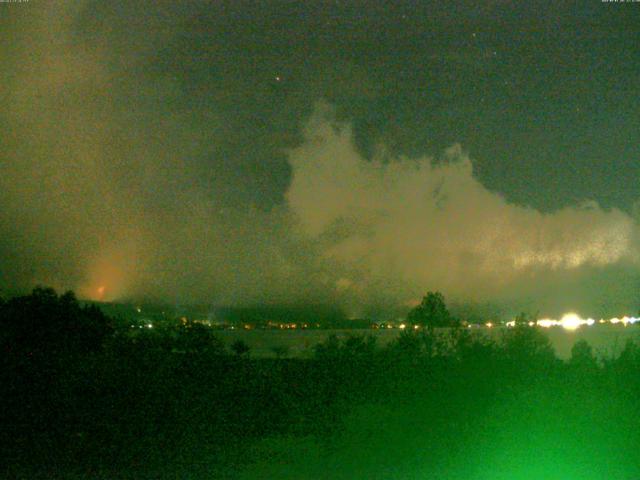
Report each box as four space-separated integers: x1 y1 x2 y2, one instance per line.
407 291 455 328
0 287 113 360
514 311 538 326
388 329 424 363
231 339 250 357
175 320 225 354
501 324 556 370
569 339 598 370
271 344 290 359
313 334 342 360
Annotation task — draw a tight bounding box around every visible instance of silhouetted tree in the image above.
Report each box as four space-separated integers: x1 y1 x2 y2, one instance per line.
569 339 598 370
616 339 640 368
407 291 456 329
501 324 556 369
231 339 250 357
175 321 225 354
271 344 290 359
0 287 112 360
454 328 497 364
387 330 425 366
313 334 377 362
342 334 377 358
313 334 342 360
514 311 537 326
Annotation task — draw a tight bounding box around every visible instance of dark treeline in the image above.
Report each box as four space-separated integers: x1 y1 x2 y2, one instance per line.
3 288 640 479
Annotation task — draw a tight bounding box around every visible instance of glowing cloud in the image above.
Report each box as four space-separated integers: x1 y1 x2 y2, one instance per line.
286 105 639 305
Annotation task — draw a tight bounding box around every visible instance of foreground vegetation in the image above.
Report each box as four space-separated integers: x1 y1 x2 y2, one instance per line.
2 289 640 479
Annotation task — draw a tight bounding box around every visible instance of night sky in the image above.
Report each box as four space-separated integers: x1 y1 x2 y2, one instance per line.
1 1 639 317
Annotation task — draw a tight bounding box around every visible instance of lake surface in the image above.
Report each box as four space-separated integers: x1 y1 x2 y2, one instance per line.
216 325 640 360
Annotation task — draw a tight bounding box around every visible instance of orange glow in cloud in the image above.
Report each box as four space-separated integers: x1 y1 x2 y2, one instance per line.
79 253 134 301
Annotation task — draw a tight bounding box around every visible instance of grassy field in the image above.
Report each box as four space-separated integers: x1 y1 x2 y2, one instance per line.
4 325 640 479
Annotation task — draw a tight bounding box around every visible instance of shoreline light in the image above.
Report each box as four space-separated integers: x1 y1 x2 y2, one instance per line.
536 318 558 328
531 314 640 330
559 313 582 331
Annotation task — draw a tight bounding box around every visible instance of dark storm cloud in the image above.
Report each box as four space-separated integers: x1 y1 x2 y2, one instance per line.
1 1 639 316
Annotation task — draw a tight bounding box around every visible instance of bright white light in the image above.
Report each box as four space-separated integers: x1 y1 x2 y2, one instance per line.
620 316 640 326
530 313 639 329
560 313 583 331
606 316 639 325
537 319 558 328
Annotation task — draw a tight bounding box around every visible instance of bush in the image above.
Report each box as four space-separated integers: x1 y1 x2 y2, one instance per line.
175 321 226 355
569 339 598 370
313 334 377 362
500 325 556 372
231 339 251 357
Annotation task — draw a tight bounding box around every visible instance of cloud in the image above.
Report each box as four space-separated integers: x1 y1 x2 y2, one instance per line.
1 4 637 317
286 104 639 311
0 2 312 305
